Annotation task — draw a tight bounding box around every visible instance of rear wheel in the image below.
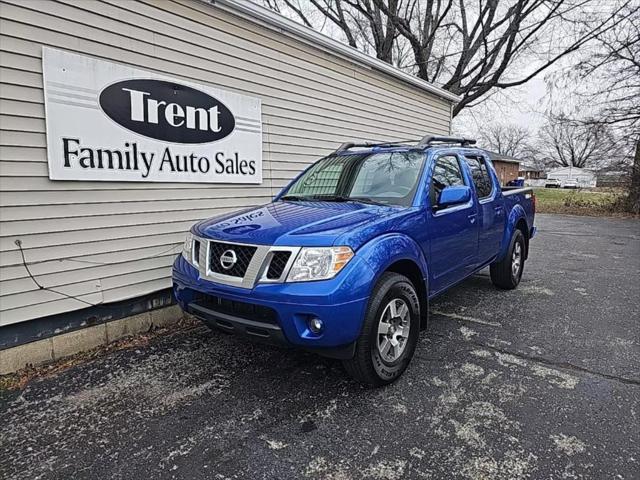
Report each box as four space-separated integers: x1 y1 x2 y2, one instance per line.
343 272 420 387
490 229 526 289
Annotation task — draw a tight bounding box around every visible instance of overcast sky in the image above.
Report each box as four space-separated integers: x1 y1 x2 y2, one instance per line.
453 76 549 138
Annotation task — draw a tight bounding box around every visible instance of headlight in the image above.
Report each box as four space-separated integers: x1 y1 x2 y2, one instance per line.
182 232 193 262
287 246 354 282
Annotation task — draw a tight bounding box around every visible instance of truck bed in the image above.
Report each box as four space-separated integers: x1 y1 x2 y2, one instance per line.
501 186 533 196
501 186 535 237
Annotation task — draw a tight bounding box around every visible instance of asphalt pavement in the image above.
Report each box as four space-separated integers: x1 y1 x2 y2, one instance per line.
1 214 639 479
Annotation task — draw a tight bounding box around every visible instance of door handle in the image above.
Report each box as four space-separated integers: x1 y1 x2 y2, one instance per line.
494 206 504 215
468 213 477 224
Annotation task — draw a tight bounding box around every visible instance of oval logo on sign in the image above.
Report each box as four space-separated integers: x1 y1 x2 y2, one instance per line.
99 79 235 144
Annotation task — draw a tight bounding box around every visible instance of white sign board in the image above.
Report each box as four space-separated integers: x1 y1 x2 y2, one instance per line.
43 48 262 183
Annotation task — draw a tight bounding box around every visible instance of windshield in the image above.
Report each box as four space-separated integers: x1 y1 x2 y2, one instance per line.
283 151 425 206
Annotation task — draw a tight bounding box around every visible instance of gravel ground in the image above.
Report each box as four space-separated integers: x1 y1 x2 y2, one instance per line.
1 213 639 480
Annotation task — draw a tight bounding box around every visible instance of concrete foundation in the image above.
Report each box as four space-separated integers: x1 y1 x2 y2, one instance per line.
0 305 185 375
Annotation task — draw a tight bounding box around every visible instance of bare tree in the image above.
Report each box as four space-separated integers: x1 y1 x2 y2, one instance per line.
574 5 640 130
563 3 640 211
347 0 399 63
267 1 628 116
265 0 399 63
480 124 530 158
376 0 630 115
537 114 619 169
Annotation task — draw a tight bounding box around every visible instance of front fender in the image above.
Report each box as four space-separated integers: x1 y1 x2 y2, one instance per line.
357 233 429 294
497 204 528 261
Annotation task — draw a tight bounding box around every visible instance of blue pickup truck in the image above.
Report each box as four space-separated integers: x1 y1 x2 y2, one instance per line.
173 136 536 386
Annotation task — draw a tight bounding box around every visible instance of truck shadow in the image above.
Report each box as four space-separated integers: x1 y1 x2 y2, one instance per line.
170 271 501 402
429 271 498 308
188 271 498 394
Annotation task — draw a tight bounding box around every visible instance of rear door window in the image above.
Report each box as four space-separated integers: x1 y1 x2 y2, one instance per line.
464 156 493 198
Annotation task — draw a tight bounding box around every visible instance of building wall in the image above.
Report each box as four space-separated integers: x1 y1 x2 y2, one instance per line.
492 161 520 185
0 0 453 327
547 167 597 187
520 170 544 180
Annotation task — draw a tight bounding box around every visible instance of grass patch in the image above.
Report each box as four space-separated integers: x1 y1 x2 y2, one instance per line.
533 188 630 216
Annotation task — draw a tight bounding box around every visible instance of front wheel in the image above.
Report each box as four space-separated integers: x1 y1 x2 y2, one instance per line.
343 272 420 387
490 229 526 289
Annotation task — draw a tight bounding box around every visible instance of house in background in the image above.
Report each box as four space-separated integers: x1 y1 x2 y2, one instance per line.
519 164 547 187
519 165 545 180
546 166 597 188
485 151 522 185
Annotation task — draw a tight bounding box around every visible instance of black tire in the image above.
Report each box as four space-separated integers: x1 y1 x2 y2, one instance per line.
490 229 526 289
343 272 421 387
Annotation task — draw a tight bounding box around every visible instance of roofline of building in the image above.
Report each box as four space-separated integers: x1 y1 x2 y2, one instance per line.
206 0 462 104
484 150 522 164
548 166 595 172
493 158 521 164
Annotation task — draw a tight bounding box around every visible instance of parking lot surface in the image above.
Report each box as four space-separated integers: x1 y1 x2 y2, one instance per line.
1 214 639 479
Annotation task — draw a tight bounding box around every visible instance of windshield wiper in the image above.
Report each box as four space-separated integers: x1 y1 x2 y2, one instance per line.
348 196 386 206
319 195 349 202
280 195 311 201
318 195 386 206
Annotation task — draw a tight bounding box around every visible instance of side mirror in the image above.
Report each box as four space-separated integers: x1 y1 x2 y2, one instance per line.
437 185 471 208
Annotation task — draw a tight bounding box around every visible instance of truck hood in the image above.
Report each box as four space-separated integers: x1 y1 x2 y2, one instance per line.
192 201 405 247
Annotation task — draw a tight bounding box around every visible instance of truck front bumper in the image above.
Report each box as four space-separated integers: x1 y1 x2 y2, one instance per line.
172 255 373 359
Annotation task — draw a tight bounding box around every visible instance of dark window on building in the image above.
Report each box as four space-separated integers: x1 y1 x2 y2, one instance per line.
464 156 493 198
431 155 465 206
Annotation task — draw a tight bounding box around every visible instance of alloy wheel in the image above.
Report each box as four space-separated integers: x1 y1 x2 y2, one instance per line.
512 242 522 277
377 298 411 362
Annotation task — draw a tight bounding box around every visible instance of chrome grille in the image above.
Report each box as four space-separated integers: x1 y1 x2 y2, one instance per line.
190 237 300 288
266 251 292 279
208 241 257 277
193 239 201 266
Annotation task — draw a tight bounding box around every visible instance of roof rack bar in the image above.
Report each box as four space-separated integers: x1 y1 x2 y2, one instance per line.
335 142 359 153
418 135 476 147
333 136 477 154
334 139 419 154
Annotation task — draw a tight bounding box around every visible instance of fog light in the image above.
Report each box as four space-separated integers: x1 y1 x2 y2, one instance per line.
308 317 324 334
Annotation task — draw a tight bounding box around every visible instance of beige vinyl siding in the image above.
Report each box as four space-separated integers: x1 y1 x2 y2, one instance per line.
0 0 453 327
